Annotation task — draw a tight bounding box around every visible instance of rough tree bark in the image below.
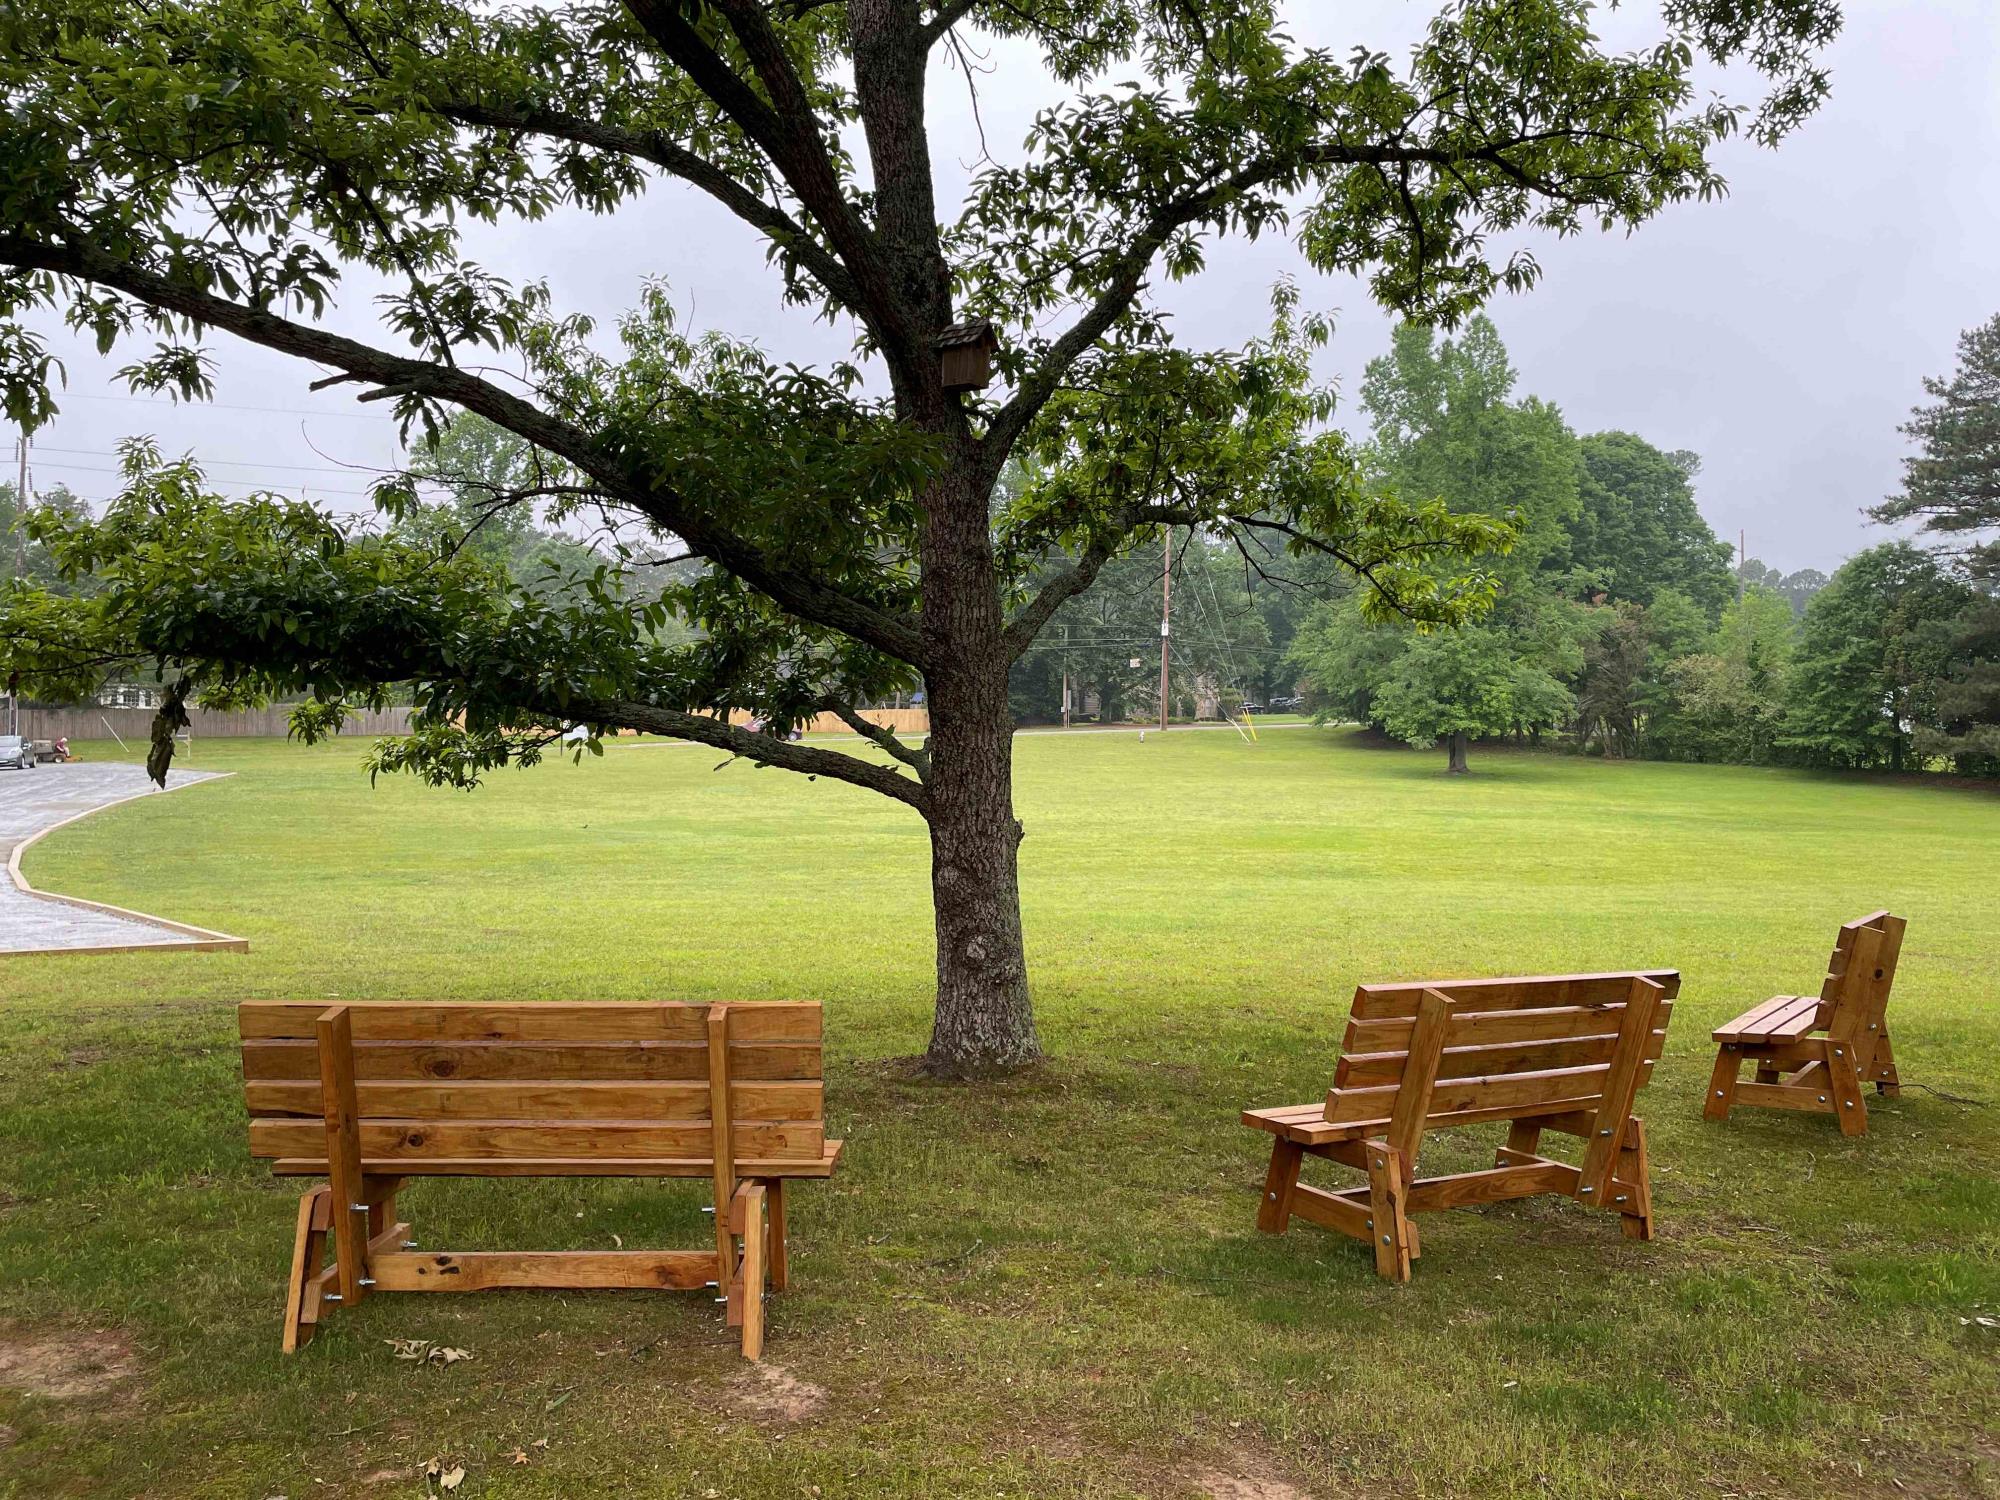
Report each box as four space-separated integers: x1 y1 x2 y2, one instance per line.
1446 732 1470 774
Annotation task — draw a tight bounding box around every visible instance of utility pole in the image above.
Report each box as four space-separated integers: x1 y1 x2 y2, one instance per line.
11 430 27 581
1060 623 1071 730
1158 528 1172 732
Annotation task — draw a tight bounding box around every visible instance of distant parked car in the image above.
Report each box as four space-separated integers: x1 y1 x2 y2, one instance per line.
1239 702 1265 715
0 735 35 771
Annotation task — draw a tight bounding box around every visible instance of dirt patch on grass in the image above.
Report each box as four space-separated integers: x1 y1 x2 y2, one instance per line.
1186 1449 1319 1499
725 1363 828 1425
0 1423 17 1448
0 1325 136 1400
58 1046 109 1070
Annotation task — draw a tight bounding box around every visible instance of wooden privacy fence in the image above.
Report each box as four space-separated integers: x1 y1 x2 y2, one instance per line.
18 704 417 742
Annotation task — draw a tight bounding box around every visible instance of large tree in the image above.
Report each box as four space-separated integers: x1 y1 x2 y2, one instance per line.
1781 542 1971 771
0 0 1838 1070
1571 432 1735 617
1291 317 1585 772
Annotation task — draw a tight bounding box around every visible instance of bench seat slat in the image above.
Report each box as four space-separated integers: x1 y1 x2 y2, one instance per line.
1248 1094 1613 1145
1712 994 1820 1044
245 1080 823 1121
249 1118 824 1163
241 1040 821 1083
267 1141 844 1178
239 1001 821 1044
1323 1059 1652 1126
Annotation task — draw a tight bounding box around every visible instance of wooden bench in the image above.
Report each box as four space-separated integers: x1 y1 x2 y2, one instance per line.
1243 971 1676 1281
239 1000 841 1359
1704 911 1907 1136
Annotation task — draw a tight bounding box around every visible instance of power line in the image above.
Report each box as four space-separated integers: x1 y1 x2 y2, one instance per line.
31 443 385 477
30 457 381 498
58 391 397 421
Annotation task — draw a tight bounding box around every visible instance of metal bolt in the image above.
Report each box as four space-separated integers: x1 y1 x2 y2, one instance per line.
701 1206 716 1215
400 1241 418 1250
1845 1100 1855 1109
1598 1129 1612 1138
1835 1047 1844 1057
704 1281 719 1289
358 1277 376 1287
1714 1090 1725 1098
1614 1195 1628 1205
323 1293 343 1303
1381 1236 1391 1246
1365 1219 1374 1230
1869 1022 1878 1031
1579 1186 1593 1195
714 1297 728 1305
350 1202 369 1212
1818 1095 1827 1103
1266 1191 1276 1200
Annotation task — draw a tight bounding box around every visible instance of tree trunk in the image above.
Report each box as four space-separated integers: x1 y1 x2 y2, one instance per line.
918 456 1041 1074
923 710 1038 1074
1446 732 1470 774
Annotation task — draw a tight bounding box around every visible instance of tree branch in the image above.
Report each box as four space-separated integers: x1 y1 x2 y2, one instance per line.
599 697 931 812
432 101 863 312
822 698 931 778
0 233 926 665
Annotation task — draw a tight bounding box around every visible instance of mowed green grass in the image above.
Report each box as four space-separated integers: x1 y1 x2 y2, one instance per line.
0 726 1995 1499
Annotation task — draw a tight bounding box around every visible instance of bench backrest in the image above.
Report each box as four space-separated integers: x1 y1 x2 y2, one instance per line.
1326 971 1679 1134
1817 911 1906 1042
240 1001 824 1175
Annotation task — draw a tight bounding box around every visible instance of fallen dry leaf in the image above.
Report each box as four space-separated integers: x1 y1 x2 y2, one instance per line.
509 1449 530 1466
439 1464 466 1493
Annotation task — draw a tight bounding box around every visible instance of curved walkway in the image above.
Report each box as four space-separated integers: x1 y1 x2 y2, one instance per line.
1 763 248 956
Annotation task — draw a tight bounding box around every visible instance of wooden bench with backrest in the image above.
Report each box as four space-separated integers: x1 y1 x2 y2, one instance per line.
239 1000 840 1359
1243 970 1676 1281
1705 911 1907 1136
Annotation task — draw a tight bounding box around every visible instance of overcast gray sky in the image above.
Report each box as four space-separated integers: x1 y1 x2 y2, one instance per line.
18 1 1999 575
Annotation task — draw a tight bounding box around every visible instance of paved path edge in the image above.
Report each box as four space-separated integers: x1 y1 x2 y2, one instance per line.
3 773 251 958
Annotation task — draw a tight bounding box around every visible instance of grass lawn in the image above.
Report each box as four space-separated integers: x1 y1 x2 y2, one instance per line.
1 726 1995 1499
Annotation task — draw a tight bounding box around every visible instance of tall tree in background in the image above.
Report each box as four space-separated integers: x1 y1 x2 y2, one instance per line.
1292 318 1583 772
1781 542 1970 770
1571 433 1735 617
1872 312 2000 582
1869 312 2000 773
0 0 1840 1069
1 481 86 589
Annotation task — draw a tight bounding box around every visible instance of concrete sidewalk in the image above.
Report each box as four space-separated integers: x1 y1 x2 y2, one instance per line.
1 763 240 954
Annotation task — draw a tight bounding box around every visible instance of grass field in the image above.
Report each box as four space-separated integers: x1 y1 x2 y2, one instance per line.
0 726 1995 1499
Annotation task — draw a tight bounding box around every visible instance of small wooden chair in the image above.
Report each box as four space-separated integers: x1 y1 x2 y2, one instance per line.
1705 911 1907 1136
1243 971 1676 1281
239 1000 841 1359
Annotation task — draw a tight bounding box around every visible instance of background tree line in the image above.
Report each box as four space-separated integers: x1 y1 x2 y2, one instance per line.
1281 314 1999 777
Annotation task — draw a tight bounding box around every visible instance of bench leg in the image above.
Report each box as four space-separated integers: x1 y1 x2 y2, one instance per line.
1825 1040 1870 1136
738 1184 767 1361
1616 1117 1654 1241
1257 1139 1305 1234
1363 1142 1413 1283
1499 1119 1543 1166
1872 1032 1902 1097
1704 1045 1742 1122
766 1179 789 1293
282 1186 332 1353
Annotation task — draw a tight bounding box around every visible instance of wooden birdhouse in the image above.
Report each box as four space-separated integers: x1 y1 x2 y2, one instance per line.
936 319 999 393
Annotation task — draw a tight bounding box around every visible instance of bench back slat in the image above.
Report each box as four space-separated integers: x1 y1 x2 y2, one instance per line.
1326 971 1677 1132
240 1001 827 1174
1817 911 1902 1030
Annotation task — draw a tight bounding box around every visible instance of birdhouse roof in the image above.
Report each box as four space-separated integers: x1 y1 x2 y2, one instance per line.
936 320 997 349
